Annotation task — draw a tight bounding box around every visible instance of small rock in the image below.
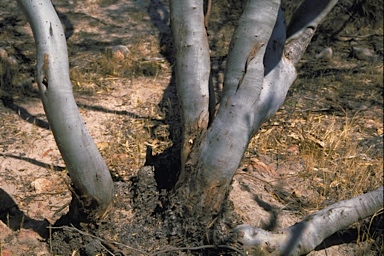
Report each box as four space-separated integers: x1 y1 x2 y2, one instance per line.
315 47 333 61
353 46 377 62
113 50 125 61
17 229 41 246
286 145 300 155
96 141 109 150
31 177 56 193
106 45 130 61
7 56 18 66
292 189 302 198
0 47 8 59
112 153 129 161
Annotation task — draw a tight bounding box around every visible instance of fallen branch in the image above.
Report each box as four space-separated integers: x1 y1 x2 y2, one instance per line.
231 186 383 255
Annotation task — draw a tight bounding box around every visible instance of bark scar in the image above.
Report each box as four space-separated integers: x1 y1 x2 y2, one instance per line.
42 53 49 88
49 22 53 36
236 42 265 92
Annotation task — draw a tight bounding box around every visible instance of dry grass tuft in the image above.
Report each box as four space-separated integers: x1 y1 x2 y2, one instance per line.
250 56 383 208
246 56 383 254
69 35 167 94
299 114 382 201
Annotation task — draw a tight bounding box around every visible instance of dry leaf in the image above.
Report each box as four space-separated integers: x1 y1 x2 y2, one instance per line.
96 142 109 150
42 149 53 158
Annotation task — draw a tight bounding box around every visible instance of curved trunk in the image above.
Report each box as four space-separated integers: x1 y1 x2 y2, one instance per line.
17 0 113 218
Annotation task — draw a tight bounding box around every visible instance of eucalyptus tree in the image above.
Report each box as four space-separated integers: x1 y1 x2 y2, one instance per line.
17 0 383 254
169 0 383 253
17 0 114 219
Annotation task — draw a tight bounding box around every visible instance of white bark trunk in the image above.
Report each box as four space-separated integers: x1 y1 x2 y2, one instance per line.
232 186 383 255
170 0 211 179
17 0 113 216
285 0 339 65
173 0 340 216
194 0 285 195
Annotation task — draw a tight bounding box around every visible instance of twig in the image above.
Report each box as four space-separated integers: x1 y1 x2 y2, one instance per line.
50 225 246 256
52 201 71 217
296 107 332 112
204 0 212 29
50 225 150 255
150 244 245 256
97 240 116 256
333 153 373 161
235 171 274 185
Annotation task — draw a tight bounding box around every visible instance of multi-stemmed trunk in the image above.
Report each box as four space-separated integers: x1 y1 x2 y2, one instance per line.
17 0 383 254
170 0 323 220
170 0 383 253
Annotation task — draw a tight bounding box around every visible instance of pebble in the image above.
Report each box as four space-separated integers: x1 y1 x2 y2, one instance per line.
17 229 41 246
353 46 377 62
315 47 333 61
7 55 18 66
0 47 8 59
106 45 130 61
31 177 56 193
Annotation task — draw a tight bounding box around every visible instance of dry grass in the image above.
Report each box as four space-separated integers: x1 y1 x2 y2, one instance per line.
246 54 383 252
250 57 383 204
96 108 173 181
69 35 167 94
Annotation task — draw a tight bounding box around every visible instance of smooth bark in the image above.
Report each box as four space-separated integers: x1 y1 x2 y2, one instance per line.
175 0 290 217
170 0 211 180
232 186 384 255
17 1 382 254
285 0 339 65
17 0 113 218
174 0 341 220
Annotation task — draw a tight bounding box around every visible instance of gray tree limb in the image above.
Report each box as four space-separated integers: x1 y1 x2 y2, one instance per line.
169 0 211 179
17 0 113 217
232 186 384 255
179 0 284 213
285 0 339 65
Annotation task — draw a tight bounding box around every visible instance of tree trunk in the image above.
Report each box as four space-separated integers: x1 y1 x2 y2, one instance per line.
17 0 114 219
172 0 338 229
17 0 383 254
169 0 211 181
173 0 287 221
